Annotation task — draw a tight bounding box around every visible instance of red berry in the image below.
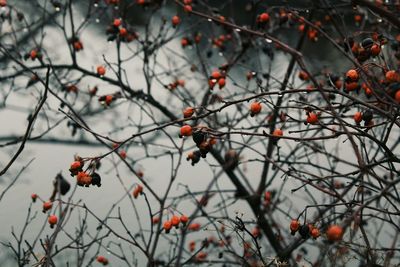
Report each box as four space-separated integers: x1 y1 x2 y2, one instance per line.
273 128 283 137
172 15 180 27
395 90 400 103
97 66 106 76
370 44 380 56
184 5 192 12
353 112 362 123
163 220 172 232
48 215 58 227
346 69 359 81
311 227 320 239
31 193 38 202
113 18 122 27
133 185 143 198
218 77 226 89
183 107 195 118
298 70 309 81
290 219 300 233
152 216 160 224
211 70 221 80
76 172 92 186
96 255 109 265
326 225 343 241
0 0 7 7
188 223 200 231
181 38 189 48
43 201 53 212
386 70 399 83
258 12 270 23
30 49 38 60
306 112 318 124
180 125 192 136
73 41 83 51
171 215 180 227
119 27 128 37
250 102 262 116
104 95 113 105
180 215 189 224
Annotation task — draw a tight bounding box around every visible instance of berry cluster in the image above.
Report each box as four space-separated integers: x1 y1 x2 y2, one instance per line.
69 158 102 187
163 214 189 233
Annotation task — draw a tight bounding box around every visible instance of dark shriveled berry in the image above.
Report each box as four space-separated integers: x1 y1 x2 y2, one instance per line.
362 110 373 123
192 131 206 146
299 224 310 239
91 173 102 187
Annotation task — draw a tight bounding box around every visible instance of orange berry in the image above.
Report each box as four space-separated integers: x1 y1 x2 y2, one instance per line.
306 112 318 124
97 66 106 76
163 220 172 232
43 201 53 212
180 215 189 224
105 95 113 105
385 70 399 83
353 112 362 123
133 185 143 198
119 27 128 37
273 128 283 137
394 89 400 103
183 107 195 118
180 125 192 136
172 15 180 26
171 215 180 227
211 70 221 80
346 69 359 81
311 227 320 239
188 222 200 231
250 102 262 116
290 219 300 233
196 252 207 261
76 171 92 186
345 82 359 91
354 14 362 22
48 215 58 227
113 18 121 27
298 70 309 81
258 12 270 23
30 49 38 60
218 77 226 89
136 0 145 4
326 225 343 241
70 161 82 170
